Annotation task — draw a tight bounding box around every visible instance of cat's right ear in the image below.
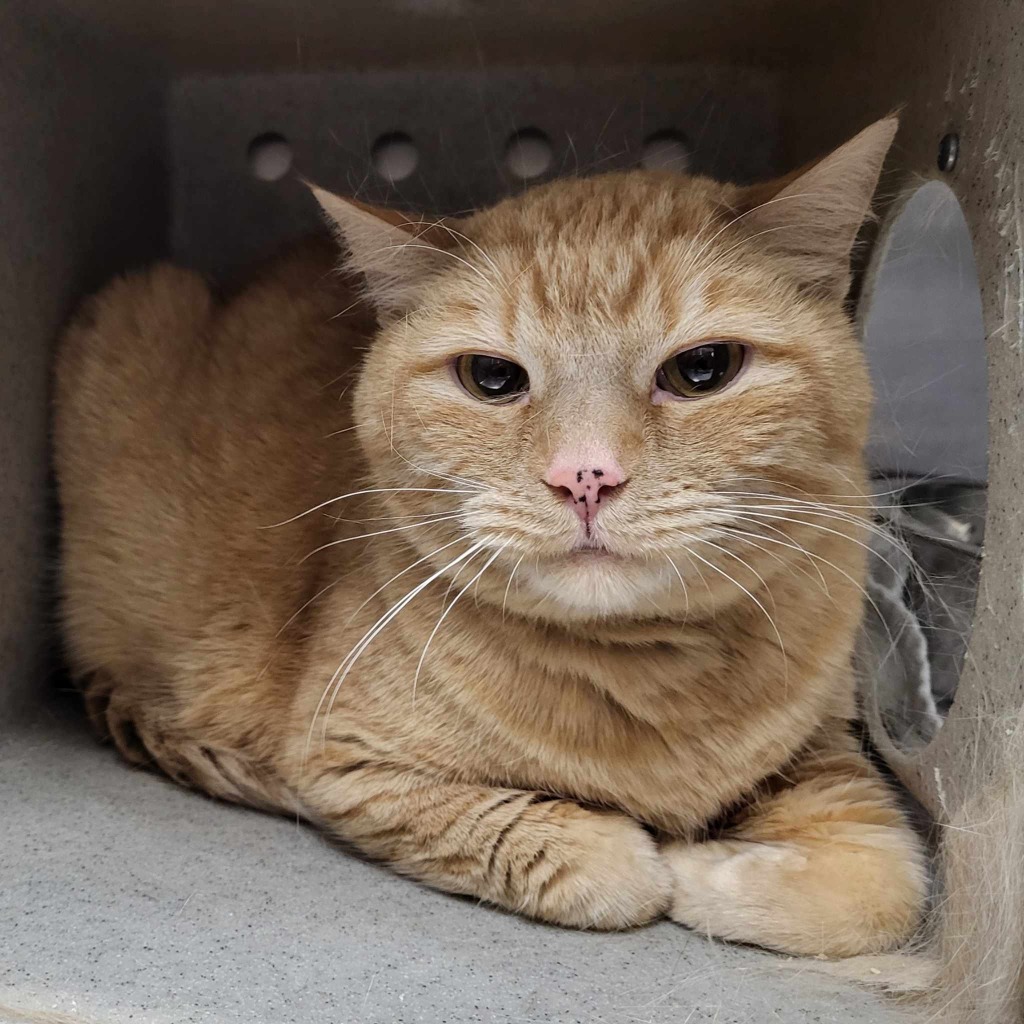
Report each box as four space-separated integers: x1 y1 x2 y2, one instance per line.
308 184 453 321
736 116 899 299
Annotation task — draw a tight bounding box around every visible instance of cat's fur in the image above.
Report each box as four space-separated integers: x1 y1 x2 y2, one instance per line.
54 116 926 956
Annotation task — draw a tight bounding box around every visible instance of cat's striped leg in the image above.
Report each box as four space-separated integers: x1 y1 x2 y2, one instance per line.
298 740 671 929
663 727 927 957
80 670 300 814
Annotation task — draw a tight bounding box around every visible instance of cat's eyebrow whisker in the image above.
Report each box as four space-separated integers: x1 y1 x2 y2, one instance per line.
299 514 466 564
413 542 509 704
423 221 513 297
304 540 487 765
379 241 496 294
686 190 828 278
690 221 825 293
263 487 478 528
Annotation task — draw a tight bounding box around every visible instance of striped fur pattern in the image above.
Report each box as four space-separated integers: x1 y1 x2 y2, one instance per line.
54 117 926 955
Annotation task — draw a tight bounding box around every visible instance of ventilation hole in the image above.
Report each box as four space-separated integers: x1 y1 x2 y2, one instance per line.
504 129 553 180
640 130 690 172
372 132 419 183
247 133 293 182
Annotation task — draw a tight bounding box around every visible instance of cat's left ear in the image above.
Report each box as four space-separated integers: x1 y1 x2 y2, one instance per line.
308 184 455 321
738 116 898 298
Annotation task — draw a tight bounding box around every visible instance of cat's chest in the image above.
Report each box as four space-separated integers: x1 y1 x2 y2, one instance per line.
312 588 841 835
390 623 824 834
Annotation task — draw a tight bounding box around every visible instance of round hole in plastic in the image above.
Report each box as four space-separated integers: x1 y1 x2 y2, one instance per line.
504 129 553 180
640 130 690 172
857 181 986 752
371 132 419 183
246 133 293 182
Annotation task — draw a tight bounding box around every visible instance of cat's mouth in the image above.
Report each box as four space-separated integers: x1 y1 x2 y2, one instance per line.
567 540 620 560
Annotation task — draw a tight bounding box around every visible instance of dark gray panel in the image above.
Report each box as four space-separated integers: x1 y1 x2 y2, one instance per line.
0 3 168 718
170 68 779 275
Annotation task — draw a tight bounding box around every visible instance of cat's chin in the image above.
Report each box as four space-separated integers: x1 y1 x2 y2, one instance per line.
514 551 676 620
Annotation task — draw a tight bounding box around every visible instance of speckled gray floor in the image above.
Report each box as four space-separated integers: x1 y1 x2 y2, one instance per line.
1 700 921 1024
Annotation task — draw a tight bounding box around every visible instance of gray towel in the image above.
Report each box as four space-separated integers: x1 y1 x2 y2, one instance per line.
856 477 985 749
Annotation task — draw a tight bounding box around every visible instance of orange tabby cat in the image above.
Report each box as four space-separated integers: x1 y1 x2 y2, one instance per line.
54 116 926 956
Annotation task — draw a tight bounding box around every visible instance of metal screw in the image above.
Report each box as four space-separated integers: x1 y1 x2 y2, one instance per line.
938 132 959 173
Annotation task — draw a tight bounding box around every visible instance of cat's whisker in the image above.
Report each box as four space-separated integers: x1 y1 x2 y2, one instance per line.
715 507 910 586
275 574 348 640
693 536 777 612
299 514 466 564
413 543 509 704
717 521 831 593
323 422 367 438
442 543 486 607
728 488 898 521
717 515 831 592
725 474 947 507
708 523 825 593
329 507 464 525
305 541 486 763
717 522 902 653
345 535 471 626
718 494 916 559
263 487 477 529
502 553 528 620
678 542 788 680
725 487 900 511
737 504 916 565
663 555 690 622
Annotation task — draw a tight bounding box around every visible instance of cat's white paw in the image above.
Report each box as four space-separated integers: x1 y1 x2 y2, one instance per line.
662 839 807 925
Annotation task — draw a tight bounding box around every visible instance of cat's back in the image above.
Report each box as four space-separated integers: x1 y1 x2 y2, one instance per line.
54 237 356 451
54 239 369 715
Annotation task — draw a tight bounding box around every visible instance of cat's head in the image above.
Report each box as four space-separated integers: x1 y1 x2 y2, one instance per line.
312 117 896 622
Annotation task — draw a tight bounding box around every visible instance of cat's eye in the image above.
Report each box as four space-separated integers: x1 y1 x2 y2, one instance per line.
454 354 530 404
655 342 746 399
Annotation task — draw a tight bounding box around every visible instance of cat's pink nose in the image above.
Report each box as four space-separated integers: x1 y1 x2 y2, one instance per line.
544 452 626 525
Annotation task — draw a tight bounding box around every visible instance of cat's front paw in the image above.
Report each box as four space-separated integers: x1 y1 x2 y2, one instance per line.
517 810 673 930
661 836 922 957
663 838 808 930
